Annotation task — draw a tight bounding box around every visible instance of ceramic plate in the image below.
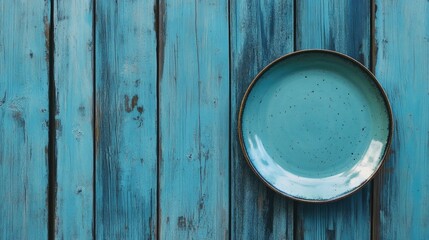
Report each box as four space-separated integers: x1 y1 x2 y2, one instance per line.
238 50 393 202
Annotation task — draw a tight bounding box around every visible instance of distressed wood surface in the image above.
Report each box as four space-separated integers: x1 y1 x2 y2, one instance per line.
158 0 229 239
53 0 94 238
374 0 429 239
0 1 50 239
2 1 429 239
230 1 295 239
294 1 372 239
95 1 158 238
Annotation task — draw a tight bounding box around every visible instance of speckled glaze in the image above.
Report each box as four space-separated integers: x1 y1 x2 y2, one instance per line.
238 50 393 202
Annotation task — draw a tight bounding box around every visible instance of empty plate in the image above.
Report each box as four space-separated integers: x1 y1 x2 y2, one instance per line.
238 50 393 202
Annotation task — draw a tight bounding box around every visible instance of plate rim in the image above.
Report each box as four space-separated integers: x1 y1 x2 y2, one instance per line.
237 49 394 203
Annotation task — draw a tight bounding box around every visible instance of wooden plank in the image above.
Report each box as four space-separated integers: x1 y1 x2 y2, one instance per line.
53 0 94 238
295 1 372 239
374 0 429 239
158 0 229 239
0 1 50 239
95 1 157 238
230 1 295 239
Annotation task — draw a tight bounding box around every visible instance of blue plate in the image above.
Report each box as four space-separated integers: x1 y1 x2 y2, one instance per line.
238 50 393 202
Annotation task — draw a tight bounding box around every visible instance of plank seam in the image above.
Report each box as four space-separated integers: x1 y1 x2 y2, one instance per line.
292 0 298 239
92 0 97 238
293 0 298 52
228 0 232 239
155 0 163 239
369 0 377 74
370 0 380 239
48 0 57 239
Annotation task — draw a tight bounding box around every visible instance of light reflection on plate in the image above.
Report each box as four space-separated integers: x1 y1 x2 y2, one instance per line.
238 50 393 202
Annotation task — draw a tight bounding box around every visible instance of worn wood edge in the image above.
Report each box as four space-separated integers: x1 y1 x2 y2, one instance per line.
293 201 303 240
370 2 395 240
154 0 166 239
227 0 232 239
47 0 57 238
370 1 380 239
92 0 97 238
293 0 298 51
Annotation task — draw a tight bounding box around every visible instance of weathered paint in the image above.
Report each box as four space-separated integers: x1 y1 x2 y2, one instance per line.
0 1 50 238
95 1 158 239
230 0 295 239
2 1 429 239
294 1 372 239
158 0 229 239
374 0 429 239
53 0 94 238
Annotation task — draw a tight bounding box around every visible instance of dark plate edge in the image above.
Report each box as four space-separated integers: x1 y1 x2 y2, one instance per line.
237 49 394 203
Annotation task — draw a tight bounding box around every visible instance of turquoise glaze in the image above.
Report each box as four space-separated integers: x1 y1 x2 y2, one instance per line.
240 51 392 201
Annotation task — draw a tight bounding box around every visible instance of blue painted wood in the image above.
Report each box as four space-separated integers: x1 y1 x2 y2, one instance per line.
231 0 295 239
95 1 157 238
295 1 372 239
2 1 429 238
374 0 429 239
158 0 229 239
0 1 50 238
53 0 94 238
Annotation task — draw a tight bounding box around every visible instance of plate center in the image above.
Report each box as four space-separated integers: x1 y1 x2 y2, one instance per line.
246 66 373 178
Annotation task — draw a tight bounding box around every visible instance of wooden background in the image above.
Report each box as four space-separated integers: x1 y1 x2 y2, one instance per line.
1 0 428 239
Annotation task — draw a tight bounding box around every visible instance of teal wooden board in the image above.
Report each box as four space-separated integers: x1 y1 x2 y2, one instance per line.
95 1 158 239
230 0 295 239
2 1 429 238
374 0 429 239
53 0 94 238
295 1 372 239
158 0 229 239
0 1 50 239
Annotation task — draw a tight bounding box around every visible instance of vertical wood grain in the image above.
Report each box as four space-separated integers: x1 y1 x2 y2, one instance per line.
0 1 50 238
53 0 94 238
230 1 295 239
158 0 229 239
295 1 372 239
374 0 429 239
95 1 158 238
